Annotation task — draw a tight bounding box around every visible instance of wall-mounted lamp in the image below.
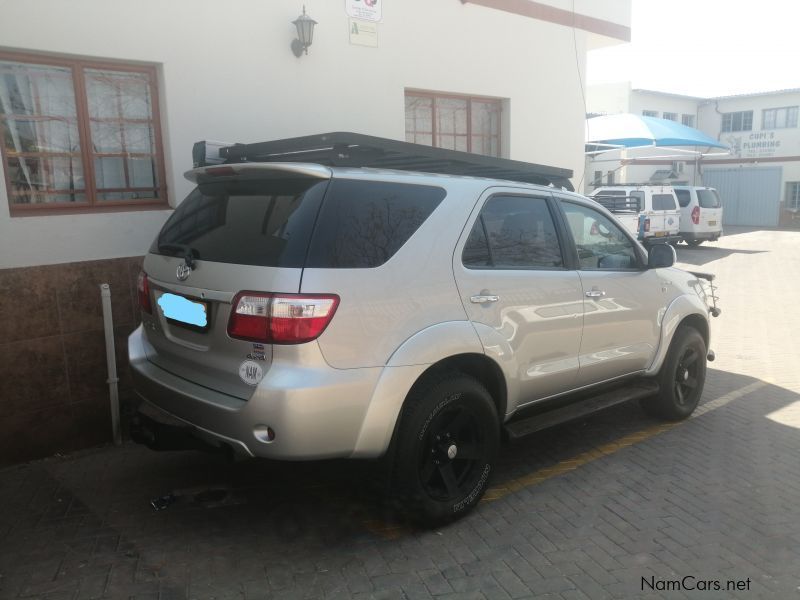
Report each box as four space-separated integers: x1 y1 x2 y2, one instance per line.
291 6 317 57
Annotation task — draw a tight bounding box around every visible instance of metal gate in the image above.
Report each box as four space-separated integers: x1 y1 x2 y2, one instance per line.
702 167 782 227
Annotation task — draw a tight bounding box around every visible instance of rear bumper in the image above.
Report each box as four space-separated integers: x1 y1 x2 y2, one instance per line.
642 234 682 245
128 325 383 460
682 230 722 242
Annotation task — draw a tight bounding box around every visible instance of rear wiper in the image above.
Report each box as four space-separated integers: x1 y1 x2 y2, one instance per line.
158 242 199 269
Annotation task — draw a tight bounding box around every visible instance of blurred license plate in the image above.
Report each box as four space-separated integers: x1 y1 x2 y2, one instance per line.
157 293 208 330
708 220 717 226
654 231 666 237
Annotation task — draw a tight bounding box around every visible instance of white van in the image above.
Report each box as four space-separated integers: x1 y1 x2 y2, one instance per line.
672 186 723 246
589 185 681 245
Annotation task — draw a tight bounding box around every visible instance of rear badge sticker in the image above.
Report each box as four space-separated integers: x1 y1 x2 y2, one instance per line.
247 343 266 361
239 360 264 386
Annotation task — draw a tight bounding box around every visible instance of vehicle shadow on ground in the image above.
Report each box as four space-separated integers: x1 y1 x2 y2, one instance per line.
2 367 800 597
17 368 798 540
674 244 766 266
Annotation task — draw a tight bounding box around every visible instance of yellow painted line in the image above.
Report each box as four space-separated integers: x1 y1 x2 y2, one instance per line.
481 380 766 503
361 518 406 540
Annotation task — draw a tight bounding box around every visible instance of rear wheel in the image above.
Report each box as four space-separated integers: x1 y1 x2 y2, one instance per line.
686 239 703 247
390 373 499 525
641 326 706 421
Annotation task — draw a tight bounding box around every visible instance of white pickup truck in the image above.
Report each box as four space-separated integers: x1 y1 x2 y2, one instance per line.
589 185 682 246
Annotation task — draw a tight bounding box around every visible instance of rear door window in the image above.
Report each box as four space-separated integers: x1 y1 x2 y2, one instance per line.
152 178 328 267
652 193 677 210
697 189 721 208
305 179 446 268
462 195 563 269
675 189 691 207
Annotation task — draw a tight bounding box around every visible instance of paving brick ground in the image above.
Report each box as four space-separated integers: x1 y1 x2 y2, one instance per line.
2 227 800 599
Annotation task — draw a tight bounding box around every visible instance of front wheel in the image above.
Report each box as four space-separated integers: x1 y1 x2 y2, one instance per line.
641 326 707 421
390 373 499 525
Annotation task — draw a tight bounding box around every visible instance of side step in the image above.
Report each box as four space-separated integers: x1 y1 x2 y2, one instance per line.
504 380 660 441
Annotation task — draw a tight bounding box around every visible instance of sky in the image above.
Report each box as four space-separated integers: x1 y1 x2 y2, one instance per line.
587 0 800 98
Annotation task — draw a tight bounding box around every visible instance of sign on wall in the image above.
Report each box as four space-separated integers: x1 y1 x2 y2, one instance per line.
723 131 787 159
350 19 378 47
346 0 382 22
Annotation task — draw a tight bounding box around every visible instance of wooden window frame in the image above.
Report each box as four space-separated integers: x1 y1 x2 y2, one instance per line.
0 51 168 217
405 90 503 158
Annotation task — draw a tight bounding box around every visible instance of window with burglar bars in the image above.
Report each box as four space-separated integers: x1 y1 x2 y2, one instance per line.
404 91 503 157
721 110 753 133
763 106 798 130
642 110 658 117
682 114 695 127
662 112 678 122
0 52 167 215
787 182 800 211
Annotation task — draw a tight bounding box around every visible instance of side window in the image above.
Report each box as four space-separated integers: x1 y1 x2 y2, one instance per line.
561 202 640 270
630 191 644 212
306 180 446 268
675 189 691 208
462 195 563 269
652 194 677 210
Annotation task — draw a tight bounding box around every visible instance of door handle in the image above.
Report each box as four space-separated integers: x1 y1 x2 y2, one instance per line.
585 289 606 299
470 295 499 304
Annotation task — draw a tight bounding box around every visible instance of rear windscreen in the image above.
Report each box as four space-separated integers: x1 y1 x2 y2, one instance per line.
151 178 328 267
652 193 677 210
305 179 446 268
697 189 721 208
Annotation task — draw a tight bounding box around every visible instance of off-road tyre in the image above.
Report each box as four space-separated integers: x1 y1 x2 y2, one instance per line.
390 373 499 526
641 326 707 421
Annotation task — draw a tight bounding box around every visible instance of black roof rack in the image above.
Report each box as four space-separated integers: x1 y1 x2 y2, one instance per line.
208 132 573 191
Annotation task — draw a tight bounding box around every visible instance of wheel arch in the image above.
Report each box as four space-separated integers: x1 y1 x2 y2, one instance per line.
351 346 508 459
679 313 709 349
645 293 710 377
406 353 508 419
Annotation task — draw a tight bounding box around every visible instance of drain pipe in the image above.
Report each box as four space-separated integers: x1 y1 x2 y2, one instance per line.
100 284 122 446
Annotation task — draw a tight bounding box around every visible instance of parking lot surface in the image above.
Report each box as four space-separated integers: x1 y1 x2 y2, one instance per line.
2 227 800 600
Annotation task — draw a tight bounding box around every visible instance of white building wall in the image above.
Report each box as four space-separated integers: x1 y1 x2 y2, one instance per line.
0 0 630 269
629 91 700 121
586 81 631 115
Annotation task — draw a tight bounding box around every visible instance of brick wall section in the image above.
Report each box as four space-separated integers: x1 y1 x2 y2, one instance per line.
0 256 144 466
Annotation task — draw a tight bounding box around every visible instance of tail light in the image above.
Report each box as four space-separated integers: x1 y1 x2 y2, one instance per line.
644 218 651 232
691 206 700 225
227 292 339 344
137 271 152 314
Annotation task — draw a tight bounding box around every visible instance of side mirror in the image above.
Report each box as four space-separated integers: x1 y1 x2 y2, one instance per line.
648 243 676 268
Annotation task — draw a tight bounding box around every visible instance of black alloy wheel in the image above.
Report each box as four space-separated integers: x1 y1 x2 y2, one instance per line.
418 404 486 502
641 325 707 421
390 373 499 525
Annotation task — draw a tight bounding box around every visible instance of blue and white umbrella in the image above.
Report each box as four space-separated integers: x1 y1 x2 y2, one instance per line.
586 113 728 152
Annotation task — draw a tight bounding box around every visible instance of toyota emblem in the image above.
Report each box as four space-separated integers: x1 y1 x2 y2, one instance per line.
176 263 192 281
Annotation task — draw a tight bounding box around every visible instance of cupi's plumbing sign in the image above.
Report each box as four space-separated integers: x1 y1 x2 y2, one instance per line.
346 0 382 22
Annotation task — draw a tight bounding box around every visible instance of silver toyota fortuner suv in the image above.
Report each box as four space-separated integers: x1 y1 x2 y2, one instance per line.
129 133 716 524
